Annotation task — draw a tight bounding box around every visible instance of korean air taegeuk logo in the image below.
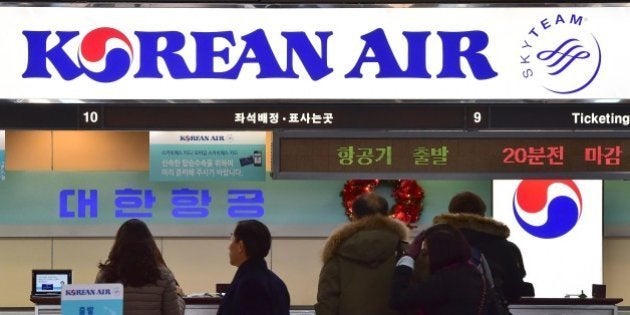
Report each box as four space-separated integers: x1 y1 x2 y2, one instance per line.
512 180 582 239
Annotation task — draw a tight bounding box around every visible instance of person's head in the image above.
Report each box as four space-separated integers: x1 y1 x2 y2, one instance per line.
422 224 472 273
352 192 389 220
229 220 271 267
98 219 165 286
448 191 486 216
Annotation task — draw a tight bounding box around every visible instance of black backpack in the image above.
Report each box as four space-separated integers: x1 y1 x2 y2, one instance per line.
470 247 511 315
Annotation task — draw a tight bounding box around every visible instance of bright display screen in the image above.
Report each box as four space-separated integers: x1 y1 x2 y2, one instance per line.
276 134 630 179
36 273 69 293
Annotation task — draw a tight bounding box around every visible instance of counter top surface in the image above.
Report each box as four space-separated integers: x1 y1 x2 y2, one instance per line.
514 298 623 305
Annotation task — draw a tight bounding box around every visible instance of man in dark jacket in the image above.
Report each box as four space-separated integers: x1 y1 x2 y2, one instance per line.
218 219 290 315
434 191 534 303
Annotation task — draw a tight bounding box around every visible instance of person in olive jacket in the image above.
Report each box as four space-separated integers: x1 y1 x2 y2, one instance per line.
315 192 409 315
218 219 290 315
433 191 534 303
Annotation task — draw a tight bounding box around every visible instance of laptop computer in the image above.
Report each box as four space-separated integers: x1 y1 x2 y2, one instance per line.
31 269 72 296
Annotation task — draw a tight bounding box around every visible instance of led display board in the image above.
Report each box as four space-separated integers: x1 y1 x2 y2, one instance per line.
274 131 630 179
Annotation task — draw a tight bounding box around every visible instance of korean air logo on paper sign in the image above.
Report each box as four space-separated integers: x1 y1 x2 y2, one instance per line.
520 13 601 94
512 180 582 239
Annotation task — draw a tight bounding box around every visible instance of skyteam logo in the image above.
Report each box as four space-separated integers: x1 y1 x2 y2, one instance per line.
512 180 582 239
520 13 601 94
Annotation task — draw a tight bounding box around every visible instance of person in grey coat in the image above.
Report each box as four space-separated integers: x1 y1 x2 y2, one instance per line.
96 219 185 315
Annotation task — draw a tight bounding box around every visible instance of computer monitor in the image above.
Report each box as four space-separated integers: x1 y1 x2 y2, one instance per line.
31 269 72 296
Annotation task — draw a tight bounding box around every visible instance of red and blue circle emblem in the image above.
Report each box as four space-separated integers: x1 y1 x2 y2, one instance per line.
513 180 582 239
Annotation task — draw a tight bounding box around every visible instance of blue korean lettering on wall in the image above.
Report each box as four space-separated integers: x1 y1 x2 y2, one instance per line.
57 187 265 220
59 189 98 218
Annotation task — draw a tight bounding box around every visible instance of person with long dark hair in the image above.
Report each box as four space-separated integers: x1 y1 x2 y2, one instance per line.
390 224 486 315
96 219 185 315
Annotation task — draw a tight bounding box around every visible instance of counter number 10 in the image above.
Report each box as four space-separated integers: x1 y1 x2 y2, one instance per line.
78 106 103 129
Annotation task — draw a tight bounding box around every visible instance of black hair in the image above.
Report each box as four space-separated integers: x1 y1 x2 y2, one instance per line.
98 219 165 286
353 192 389 219
448 191 487 216
233 219 271 260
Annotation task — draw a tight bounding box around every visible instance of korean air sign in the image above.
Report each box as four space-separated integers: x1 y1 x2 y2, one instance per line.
0 6 623 99
22 27 496 83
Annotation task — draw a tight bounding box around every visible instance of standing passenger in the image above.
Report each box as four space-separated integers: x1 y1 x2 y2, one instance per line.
218 219 290 315
434 191 534 302
315 192 409 315
96 219 185 315
390 224 486 315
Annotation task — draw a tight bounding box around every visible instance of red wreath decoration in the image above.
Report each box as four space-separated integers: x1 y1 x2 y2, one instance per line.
341 179 424 226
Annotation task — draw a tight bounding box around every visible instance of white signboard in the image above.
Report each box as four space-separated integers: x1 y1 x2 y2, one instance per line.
493 180 602 298
61 283 123 315
0 6 625 99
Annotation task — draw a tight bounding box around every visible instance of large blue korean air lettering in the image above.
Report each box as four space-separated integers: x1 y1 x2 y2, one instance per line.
23 27 496 82
135 30 332 80
282 31 333 80
437 31 497 79
346 29 432 78
346 29 497 79
134 31 192 78
24 29 332 82
22 31 83 80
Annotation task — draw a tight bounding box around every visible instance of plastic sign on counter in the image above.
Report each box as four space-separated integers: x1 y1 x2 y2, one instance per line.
61 283 123 315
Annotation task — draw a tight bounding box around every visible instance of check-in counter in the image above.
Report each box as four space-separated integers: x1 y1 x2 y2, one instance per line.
510 298 624 315
31 295 221 315
33 296 623 315
183 296 221 315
